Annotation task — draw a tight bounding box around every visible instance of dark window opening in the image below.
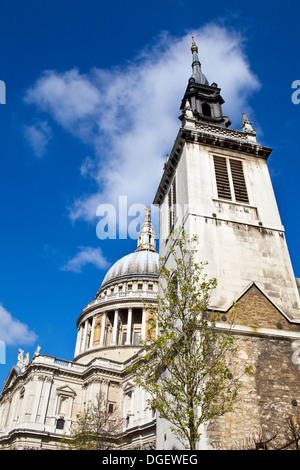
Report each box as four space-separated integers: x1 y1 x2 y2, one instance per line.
108 403 114 414
170 275 178 306
56 418 65 430
202 102 211 117
168 177 176 234
133 331 141 345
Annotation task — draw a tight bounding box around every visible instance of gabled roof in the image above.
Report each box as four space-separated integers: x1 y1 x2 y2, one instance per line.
214 282 300 331
1 365 22 394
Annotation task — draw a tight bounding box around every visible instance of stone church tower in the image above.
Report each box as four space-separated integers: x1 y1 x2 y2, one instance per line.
153 39 300 449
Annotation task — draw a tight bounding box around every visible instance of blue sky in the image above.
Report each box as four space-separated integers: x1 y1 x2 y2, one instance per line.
0 0 300 387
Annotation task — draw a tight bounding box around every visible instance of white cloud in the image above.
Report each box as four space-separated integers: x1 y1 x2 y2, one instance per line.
0 304 37 346
24 25 260 223
23 120 52 157
80 156 97 179
24 69 101 142
61 246 110 273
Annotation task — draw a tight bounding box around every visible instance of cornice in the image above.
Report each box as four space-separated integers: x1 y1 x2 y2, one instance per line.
100 273 159 291
153 125 273 206
74 345 142 376
77 294 157 327
0 359 84 398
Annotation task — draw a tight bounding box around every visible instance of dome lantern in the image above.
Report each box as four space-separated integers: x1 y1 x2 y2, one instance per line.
135 206 157 253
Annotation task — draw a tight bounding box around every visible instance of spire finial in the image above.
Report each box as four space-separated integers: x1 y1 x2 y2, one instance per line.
191 37 198 53
145 206 151 223
189 37 209 86
241 112 257 141
135 206 157 253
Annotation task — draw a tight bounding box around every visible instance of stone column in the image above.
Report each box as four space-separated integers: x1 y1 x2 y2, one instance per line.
126 308 132 345
74 329 80 357
19 387 29 424
7 390 19 429
100 313 106 346
81 321 88 353
89 317 95 348
111 310 119 346
74 325 83 357
40 376 53 424
31 375 44 423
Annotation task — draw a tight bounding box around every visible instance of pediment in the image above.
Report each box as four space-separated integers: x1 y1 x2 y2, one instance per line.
56 385 76 397
1 365 22 393
123 381 134 394
223 282 300 332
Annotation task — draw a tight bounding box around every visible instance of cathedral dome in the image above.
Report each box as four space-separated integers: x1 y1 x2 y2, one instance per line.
101 250 159 288
74 208 159 365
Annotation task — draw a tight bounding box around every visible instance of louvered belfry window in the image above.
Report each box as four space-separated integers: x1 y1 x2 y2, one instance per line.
213 156 232 200
213 155 249 204
230 159 249 203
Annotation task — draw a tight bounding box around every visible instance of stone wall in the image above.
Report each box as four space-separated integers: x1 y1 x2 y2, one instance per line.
207 287 300 450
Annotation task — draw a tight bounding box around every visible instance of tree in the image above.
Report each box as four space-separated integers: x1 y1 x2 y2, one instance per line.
59 391 121 450
129 229 252 450
241 416 300 450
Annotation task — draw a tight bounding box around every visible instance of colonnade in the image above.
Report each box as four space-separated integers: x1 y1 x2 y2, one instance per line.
74 307 148 357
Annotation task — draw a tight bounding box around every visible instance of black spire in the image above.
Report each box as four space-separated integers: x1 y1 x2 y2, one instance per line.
190 37 209 86
179 38 231 128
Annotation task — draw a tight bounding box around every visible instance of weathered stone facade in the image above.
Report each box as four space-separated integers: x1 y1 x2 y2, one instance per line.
0 353 156 450
207 285 300 449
